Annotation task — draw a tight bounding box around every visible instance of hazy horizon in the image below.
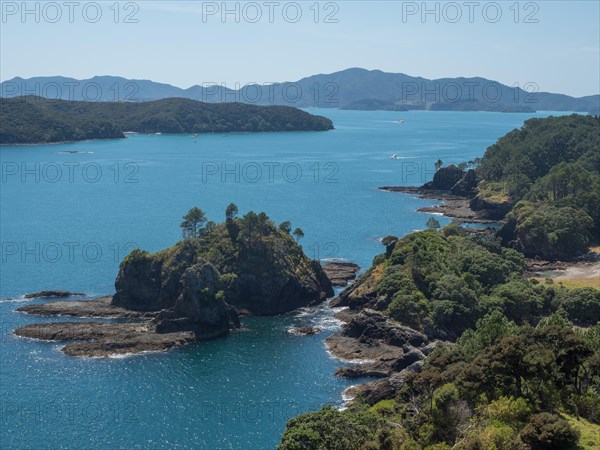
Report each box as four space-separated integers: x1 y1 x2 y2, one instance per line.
1 1 599 97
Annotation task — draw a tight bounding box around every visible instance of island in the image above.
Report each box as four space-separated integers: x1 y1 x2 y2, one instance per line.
0 96 334 144
15 206 333 356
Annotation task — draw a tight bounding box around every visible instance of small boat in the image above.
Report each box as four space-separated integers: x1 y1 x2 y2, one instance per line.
154 132 162 135
398 119 405 124
390 153 399 160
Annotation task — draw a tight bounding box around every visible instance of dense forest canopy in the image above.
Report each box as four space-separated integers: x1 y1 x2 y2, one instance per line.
0 96 334 144
478 115 600 183
475 115 600 258
280 228 600 450
280 319 599 450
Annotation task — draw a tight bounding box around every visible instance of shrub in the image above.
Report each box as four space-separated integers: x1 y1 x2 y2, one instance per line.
279 405 380 450
556 287 600 326
519 413 579 450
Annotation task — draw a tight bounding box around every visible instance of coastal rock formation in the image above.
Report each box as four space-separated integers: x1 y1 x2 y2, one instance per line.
24 290 85 299
14 322 195 357
17 296 156 319
321 262 360 286
112 242 196 311
327 309 434 384
289 326 323 335
469 194 513 220
154 262 240 336
342 309 427 347
422 165 465 190
112 214 333 316
450 168 478 196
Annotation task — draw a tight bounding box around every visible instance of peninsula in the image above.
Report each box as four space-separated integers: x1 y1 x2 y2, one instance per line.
0 96 334 144
279 114 600 450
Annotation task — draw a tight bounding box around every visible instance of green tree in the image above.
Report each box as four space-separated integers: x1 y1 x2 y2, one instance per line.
293 228 304 242
279 221 292 234
381 235 398 257
279 405 379 450
426 217 441 230
180 207 207 239
225 203 239 219
519 413 579 450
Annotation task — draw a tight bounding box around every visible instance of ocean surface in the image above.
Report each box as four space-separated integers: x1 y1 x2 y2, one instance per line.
0 109 569 449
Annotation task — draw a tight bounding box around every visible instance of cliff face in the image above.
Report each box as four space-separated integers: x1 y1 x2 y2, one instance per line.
469 194 513 220
420 166 478 197
112 242 196 311
112 213 333 323
422 165 465 190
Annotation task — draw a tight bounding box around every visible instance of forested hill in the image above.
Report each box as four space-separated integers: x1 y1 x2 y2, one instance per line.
475 114 600 259
2 70 599 112
0 96 334 144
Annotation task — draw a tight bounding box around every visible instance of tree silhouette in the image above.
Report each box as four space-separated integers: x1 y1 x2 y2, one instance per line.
426 217 441 230
279 221 292 234
180 207 207 239
225 203 239 220
293 228 304 242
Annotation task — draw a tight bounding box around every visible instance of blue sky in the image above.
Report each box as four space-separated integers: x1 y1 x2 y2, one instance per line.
1 1 599 96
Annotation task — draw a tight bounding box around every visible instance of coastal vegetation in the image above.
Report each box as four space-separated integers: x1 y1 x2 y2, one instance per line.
333 229 598 339
418 114 599 259
281 317 599 449
0 96 334 144
476 114 600 259
113 205 332 316
280 114 600 449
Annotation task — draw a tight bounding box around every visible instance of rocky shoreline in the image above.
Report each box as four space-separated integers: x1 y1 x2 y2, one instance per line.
325 308 448 405
23 290 85 299
12 259 360 357
321 262 360 286
15 321 196 357
17 296 157 319
379 186 499 224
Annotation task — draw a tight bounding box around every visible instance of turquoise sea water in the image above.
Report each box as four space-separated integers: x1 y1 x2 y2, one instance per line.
0 110 568 449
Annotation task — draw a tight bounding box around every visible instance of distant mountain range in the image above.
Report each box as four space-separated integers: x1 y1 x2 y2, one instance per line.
2 68 599 113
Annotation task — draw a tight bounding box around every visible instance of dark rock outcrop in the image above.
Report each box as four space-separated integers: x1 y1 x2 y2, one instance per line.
322 262 360 286
289 326 323 335
24 290 85 299
469 194 513 220
14 321 195 357
342 309 427 348
326 309 432 382
450 169 478 196
17 296 156 319
112 242 196 311
154 261 240 337
422 165 464 190
224 258 332 315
